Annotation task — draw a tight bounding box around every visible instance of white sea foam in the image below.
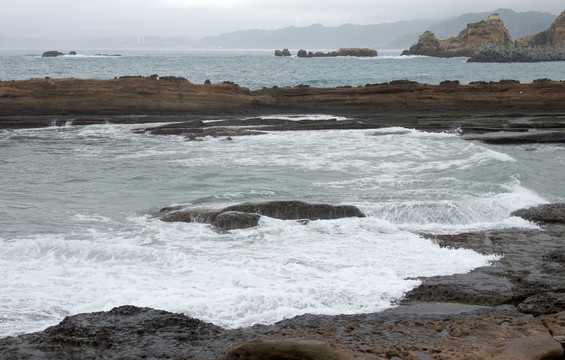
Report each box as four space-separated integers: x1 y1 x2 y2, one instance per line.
0 214 498 336
0 124 556 337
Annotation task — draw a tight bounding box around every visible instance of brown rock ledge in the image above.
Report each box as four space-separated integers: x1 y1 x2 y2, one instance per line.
2 77 565 130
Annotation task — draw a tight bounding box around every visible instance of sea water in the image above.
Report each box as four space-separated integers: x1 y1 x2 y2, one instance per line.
0 50 564 337
1 49 565 88
2 121 563 337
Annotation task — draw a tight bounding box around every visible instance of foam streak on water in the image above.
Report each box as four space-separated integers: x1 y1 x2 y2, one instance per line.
0 122 555 336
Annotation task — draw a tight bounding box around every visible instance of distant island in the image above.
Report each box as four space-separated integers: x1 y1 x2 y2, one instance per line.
402 11 565 62
275 48 377 58
41 50 121 57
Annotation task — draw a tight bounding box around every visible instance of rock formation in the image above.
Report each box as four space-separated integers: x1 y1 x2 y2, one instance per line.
41 50 77 57
159 200 366 230
2 78 565 132
274 49 291 56
297 48 377 57
402 14 513 57
511 203 565 224
516 11 565 47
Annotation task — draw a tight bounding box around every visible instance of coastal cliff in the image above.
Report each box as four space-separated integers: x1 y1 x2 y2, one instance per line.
468 11 565 63
516 11 565 47
402 14 513 57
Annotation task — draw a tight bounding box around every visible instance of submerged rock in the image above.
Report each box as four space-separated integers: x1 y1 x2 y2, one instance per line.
159 200 365 230
511 203 565 224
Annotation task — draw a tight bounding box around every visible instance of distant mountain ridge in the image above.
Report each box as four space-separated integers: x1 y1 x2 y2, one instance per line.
0 9 558 50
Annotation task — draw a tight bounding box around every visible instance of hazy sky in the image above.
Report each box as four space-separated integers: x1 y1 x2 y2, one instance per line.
3 0 563 39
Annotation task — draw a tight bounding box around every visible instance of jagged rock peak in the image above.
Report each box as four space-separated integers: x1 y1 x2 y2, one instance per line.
401 13 513 57
516 11 565 47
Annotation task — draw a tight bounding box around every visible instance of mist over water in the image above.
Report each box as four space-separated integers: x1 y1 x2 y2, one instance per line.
2 122 562 336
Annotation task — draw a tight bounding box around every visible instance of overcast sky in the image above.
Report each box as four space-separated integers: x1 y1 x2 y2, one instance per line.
3 0 563 40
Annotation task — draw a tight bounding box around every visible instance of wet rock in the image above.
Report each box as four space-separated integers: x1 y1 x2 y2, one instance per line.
213 211 261 230
218 338 371 360
467 131 565 144
221 201 366 220
518 292 565 316
3 304 564 360
159 200 365 230
407 227 565 308
511 203 565 224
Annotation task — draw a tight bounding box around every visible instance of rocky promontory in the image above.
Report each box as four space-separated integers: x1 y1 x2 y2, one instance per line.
468 11 565 63
297 48 377 57
402 14 513 57
516 11 565 48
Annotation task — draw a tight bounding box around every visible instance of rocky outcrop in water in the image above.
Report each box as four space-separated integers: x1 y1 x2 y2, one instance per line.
402 14 513 57
274 49 291 56
516 11 565 47
159 200 366 230
41 50 76 57
467 43 565 62
511 203 565 224
297 48 377 57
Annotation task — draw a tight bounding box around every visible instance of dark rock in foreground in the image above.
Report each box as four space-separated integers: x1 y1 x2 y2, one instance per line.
511 203 565 224
1 304 563 359
408 225 565 313
159 200 366 230
218 338 368 360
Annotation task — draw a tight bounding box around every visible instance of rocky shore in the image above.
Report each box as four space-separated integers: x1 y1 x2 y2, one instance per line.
2 77 565 132
1 76 565 359
1 205 564 359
